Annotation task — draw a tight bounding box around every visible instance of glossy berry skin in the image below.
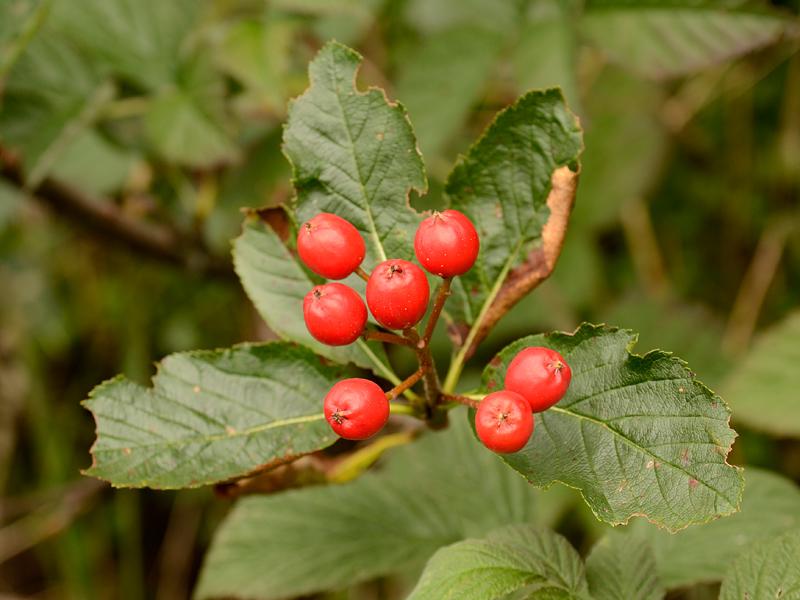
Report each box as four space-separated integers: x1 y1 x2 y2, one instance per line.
297 213 366 280
414 209 480 277
504 347 572 412
324 378 389 440
366 259 430 330
303 283 367 346
475 391 534 454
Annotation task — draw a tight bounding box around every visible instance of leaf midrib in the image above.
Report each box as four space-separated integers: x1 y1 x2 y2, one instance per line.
92 409 325 452
328 58 387 262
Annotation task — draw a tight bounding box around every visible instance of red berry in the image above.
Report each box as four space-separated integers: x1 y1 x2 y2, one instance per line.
475 391 534 454
414 209 480 277
504 347 572 412
366 259 430 330
303 283 367 346
324 378 389 440
297 213 366 280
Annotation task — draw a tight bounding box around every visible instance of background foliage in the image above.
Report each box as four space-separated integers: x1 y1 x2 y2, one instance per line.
1 0 800 598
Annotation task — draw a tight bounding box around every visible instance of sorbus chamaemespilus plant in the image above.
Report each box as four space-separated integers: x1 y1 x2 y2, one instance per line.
324 378 389 440
504 347 572 412
474 391 534 454
303 283 367 346
366 259 430 331
414 209 480 277
297 213 366 280
298 211 563 453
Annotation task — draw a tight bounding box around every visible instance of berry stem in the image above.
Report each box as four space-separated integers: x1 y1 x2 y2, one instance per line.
403 328 448 429
355 266 371 282
422 277 452 345
386 367 425 400
363 330 415 347
439 393 480 409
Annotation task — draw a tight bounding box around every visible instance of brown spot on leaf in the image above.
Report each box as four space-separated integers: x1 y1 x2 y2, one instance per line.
689 478 699 490
680 448 690 466
376 132 384 140
489 355 503 368
226 426 237 436
123 448 131 456
193 385 201 393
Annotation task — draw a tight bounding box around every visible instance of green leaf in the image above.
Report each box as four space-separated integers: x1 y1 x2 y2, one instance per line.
632 468 800 588
512 1 581 112
0 31 114 185
144 55 238 168
195 410 574 600
404 0 520 34
581 1 789 79
83 342 344 489
233 220 399 382
214 16 293 112
602 294 728 386
395 27 503 164
49 130 137 195
719 529 800 600
724 311 800 437
572 67 667 230
480 323 743 531
586 530 664 600
282 41 427 265
408 525 589 600
445 89 583 326
0 0 52 79
49 0 203 91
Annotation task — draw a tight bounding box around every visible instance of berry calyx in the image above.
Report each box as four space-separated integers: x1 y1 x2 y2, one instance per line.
297 213 366 280
323 378 389 440
475 391 534 454
366 259 430 330
414 209 480 277
504 347 572 412
303 283 367 346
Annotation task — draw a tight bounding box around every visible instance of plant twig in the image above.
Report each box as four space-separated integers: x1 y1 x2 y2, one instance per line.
722 220 793 357
386 368 425 400
363 330 414 347
355 266 371 282
439 393 480 409
620 196 671 299
444 166 579 390
422 277 452 345
0 478 104 564
404 328 447 428
0 147 233 279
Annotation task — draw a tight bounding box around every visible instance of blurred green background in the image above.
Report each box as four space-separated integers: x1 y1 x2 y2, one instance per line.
1 0 799 598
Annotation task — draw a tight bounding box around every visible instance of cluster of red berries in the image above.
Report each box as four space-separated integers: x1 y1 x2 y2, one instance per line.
298 210 479 441
296 210 572 454
475 347 572 453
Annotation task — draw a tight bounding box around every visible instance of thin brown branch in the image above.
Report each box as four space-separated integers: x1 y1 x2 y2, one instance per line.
0 478 104 564
440 393 480 409
362 330 414 347
422 277 452 345
620 196 671 299
386 368 425 400
0 147 233 279
404 328 447 429
722 220 793 357
455 166 580 360
355 266 371 282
